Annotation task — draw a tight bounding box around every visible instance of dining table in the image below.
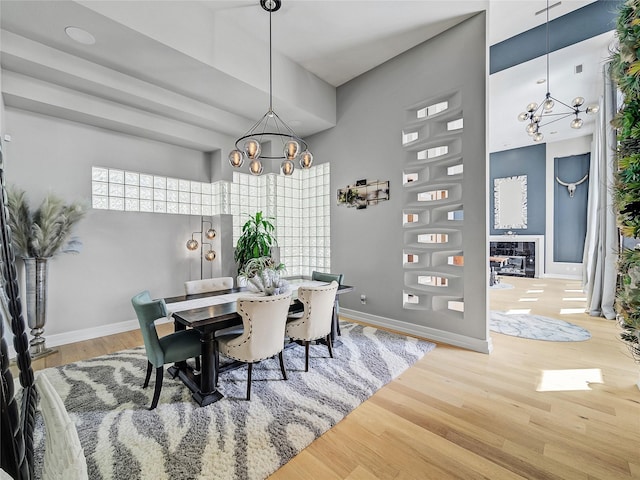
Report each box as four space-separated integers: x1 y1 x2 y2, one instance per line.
164 280 354 407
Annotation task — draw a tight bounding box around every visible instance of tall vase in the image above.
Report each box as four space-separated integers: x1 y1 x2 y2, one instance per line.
24 257 52 357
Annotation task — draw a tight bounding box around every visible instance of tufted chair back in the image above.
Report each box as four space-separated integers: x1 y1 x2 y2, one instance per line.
287 281 339 342
220 292 292 363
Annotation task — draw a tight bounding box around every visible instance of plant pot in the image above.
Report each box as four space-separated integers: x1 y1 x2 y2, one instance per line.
24 257 52 357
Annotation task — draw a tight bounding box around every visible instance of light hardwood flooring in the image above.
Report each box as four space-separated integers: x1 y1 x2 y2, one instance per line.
26 276 640 479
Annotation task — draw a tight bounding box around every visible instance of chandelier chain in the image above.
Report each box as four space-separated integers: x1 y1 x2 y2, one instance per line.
228 0 313 174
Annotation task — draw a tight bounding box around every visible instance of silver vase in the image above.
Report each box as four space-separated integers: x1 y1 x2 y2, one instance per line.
24 257 52 357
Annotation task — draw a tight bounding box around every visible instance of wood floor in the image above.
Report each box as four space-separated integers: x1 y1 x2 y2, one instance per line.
28 276 640 479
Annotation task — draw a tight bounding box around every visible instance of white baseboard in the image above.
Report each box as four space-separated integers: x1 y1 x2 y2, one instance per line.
340 308 493 354
7 309 493 360
6 316 172 360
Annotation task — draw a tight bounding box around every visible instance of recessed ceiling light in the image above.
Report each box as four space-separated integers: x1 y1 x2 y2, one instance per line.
536 78 546 84
65 26 95 45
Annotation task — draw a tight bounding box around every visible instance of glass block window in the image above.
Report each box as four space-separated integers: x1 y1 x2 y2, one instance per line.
91 166 223 216
230 164 330 278
91 163 331 277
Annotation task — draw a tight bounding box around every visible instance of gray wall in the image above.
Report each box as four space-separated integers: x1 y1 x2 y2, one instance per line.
553 153 590 262
3 108 233 336
309 13 488 345
490 143 546 235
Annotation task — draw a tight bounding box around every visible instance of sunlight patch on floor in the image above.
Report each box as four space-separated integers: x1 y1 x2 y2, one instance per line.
560 308 586 315
537 369 603 392
527 289 544 293
562 297 587 301
564 289 584 293
519 298 538 302
505 309 531 314
532 283 547 287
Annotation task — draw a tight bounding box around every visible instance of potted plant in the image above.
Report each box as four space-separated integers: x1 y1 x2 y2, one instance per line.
611 0 640 377
234 211 279 274
6 186 86 356
238 256 288 295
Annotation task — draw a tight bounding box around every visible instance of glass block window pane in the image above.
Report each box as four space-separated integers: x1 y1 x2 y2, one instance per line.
153 176 166 189
140 200 153 212
125 185 139 199
92 196 108 209
92 167 108 182
167 190 179 203
167 178 179 190
109 169 124 184
140 187 153 200
109 197 124 211
139 174 153 188
109 183 124 197
125 172 139 185
125 198 140 211
92 182 108 196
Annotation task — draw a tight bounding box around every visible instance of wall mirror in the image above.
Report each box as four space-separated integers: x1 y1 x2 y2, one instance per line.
494 175 527 229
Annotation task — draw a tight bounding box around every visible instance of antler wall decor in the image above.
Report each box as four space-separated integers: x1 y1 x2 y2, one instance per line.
555 173 588 198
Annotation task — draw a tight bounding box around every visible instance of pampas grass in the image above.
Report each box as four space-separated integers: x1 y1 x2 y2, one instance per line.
6 186 86 258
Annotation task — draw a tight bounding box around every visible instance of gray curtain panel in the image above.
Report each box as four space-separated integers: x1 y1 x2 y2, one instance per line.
582 64 617 319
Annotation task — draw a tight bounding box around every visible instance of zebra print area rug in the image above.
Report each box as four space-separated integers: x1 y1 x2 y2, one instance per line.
33 322 435 480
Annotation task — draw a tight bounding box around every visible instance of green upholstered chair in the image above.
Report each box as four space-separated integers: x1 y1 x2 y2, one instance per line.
311 271 344 336
131 291 202 410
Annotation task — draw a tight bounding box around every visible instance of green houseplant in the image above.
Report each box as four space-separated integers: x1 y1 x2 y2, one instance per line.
6 186 86 356
611 0 640 367
234 211 279 274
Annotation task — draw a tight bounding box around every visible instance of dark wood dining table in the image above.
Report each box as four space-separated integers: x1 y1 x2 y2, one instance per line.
164 281 354 407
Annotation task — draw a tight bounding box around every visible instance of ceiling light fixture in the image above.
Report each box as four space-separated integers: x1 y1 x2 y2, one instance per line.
228 0 313 176
517 0 598 142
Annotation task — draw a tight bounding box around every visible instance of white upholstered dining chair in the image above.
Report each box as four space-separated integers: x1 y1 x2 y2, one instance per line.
184 277 234 295
285 281 339 372
216 292 292 400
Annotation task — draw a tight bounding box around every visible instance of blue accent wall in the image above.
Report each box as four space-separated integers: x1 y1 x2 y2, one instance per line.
490 143 546 236
553 153 590 262
490 0 622 74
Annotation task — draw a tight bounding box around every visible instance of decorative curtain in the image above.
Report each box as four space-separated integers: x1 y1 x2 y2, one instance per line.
582 65 617 319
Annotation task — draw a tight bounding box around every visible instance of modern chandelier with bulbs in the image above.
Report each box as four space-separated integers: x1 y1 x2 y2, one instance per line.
517 0 598 142
228 0 313 176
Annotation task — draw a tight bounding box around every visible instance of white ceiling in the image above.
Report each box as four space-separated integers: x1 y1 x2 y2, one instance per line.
0 0 611 153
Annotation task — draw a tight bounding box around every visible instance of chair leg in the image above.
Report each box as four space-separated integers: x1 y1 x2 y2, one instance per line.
214 351 220 387
326 334 334 358
143 361 153 388
278 351 288 380
305 341 310 372
150 366 164 410
246 363 253 401
195 356 201 372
